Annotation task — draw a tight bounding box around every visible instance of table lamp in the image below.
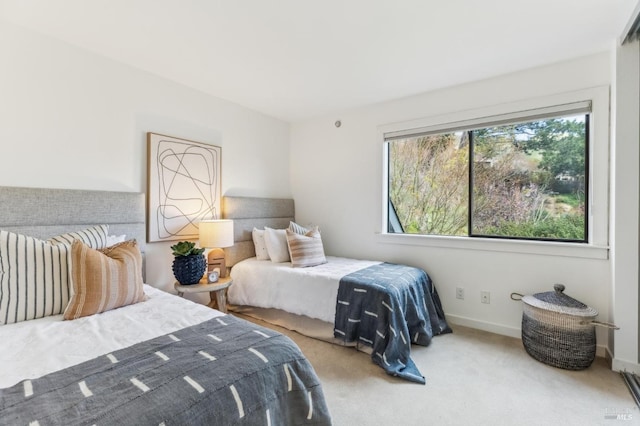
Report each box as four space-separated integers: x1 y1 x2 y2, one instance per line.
199 219 234 281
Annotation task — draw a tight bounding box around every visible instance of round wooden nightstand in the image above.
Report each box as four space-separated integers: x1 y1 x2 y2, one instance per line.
174 276 233 313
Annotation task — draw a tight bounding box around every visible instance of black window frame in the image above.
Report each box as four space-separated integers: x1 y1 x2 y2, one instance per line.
385 106 591 244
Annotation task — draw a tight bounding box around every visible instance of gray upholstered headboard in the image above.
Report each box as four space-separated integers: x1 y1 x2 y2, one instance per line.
0 186 146 253
222 196 294 267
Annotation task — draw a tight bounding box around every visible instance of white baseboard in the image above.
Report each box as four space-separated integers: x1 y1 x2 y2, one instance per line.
605 346 614 368
446 314 521 338
613 358 640 374
447 314 608 359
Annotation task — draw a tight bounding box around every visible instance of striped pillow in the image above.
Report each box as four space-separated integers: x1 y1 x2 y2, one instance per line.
0 224 109 324
285 227 327 268
64 239 146 320
288 221 310 235
48 225 109 248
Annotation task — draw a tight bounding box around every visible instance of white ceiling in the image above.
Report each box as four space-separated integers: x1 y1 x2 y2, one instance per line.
1 0 637 122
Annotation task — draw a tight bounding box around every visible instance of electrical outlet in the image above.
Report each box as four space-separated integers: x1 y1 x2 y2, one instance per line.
456 287 465 300
481 291 490 304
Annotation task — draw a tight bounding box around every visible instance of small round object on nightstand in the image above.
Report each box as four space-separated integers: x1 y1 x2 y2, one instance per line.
208 270 219 283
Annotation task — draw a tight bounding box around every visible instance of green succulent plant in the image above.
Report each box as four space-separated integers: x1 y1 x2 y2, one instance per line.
170 241 205 257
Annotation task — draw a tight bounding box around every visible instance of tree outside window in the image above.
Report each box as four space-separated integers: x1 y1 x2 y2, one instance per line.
387 113 588 242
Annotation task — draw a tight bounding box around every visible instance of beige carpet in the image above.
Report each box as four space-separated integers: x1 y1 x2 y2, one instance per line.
236 314 639 426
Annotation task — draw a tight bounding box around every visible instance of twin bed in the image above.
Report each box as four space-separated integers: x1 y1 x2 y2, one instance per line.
0 188 450 424
223 196 451 384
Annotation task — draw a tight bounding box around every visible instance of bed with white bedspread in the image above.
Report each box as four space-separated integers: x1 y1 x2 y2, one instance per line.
0 187 331 425
229 256 380 323
223 196 451 384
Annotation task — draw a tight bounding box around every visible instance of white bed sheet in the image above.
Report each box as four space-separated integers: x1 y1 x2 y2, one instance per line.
0 285 223 388
228 256 380 323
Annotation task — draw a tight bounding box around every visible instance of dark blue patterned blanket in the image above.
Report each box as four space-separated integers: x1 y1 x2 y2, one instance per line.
1 315 331 425
334 263 451 384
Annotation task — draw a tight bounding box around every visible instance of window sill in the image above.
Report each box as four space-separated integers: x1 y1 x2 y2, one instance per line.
375 233 609 260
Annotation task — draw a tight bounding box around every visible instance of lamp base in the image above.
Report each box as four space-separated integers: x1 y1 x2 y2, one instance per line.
207 248 227 278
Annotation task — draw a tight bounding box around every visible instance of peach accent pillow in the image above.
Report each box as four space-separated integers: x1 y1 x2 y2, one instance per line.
285 226 327 268
63 239 146 320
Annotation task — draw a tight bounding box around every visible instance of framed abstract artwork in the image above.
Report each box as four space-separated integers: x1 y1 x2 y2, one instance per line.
146 133 221 242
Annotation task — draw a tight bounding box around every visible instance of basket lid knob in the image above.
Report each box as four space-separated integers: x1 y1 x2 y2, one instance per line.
525 283 596 315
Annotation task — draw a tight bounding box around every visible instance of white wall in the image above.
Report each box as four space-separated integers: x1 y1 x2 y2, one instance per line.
0 21 291 301
612 39 640 372
3 19 634 362
291 52 616 352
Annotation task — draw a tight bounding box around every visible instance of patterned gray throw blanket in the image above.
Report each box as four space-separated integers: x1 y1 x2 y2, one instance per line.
334 263 451 384
1 315 332 425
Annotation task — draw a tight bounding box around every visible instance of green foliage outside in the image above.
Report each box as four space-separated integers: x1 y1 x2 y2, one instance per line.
388 115 587 241
554 193 583 207
480 214 585 240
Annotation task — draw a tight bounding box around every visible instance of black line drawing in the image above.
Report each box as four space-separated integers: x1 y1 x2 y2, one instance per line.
147 134 221 242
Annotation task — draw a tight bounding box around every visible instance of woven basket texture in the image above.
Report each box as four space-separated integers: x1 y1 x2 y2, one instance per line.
521 303 596 370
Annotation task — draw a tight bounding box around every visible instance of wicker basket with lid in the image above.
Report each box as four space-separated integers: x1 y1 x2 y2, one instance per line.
513 284 618 370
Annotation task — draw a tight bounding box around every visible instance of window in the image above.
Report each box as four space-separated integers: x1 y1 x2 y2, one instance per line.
385 101 590 243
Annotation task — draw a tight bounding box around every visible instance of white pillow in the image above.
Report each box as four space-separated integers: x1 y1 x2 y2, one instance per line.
252 228 270 260
0 224 110 325
264 227 290 263
106 234 127 247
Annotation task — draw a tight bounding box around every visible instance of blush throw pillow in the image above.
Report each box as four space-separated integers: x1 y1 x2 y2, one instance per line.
264 227 290 263
252 228 270 260
0 225 109 325
286 227 327 268
64 239 146 320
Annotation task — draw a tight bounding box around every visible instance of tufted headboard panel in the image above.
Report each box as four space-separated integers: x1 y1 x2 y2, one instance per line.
222 196 294 267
